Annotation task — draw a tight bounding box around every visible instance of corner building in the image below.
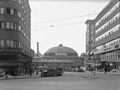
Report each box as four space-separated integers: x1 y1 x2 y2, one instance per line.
0 0 34 75
94 0 120 69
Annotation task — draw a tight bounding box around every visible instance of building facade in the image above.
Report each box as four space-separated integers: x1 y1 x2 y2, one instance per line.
86 0 120 69
0 0 34 75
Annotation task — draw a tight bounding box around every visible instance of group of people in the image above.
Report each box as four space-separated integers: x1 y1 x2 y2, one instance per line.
88 65 113 74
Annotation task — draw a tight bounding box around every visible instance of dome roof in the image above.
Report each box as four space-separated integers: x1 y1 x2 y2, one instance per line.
44 44 78 56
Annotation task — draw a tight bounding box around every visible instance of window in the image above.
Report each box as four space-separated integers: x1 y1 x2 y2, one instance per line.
22 17 24 21
18 25 21 31
11 22 14 29
0 40 4 47
1 22 4 29
11 41 14 48
22 30 23 34
18 11 21 17
14 9 17 16
6 22 10 29
18 0 22 4
14 23 17 30
13 41 17 48
6 7 11 14
0 22 2 28
6 40 11 47
0 8 4 14
19 42 21 48
10 8 14 15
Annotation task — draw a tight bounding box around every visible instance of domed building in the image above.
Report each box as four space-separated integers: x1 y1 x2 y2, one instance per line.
40 44 83 71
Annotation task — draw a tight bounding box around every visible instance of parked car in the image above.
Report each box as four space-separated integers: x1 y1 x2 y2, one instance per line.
42 69 63 77
98 69 104 72
0 69 5 77
0 73 4 77
77 69 85 72
112 69 116 72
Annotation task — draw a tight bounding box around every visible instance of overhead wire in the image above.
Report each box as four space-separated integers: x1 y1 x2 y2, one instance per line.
31 13 98 24
32 21 85 31
31 13 98 30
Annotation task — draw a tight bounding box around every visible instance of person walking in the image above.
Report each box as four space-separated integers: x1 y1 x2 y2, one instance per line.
36 70 39 75
104 67 107 74
40 68 43 77
29 68 32 76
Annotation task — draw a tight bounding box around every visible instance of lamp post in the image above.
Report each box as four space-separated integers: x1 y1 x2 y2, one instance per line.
91 53 95 76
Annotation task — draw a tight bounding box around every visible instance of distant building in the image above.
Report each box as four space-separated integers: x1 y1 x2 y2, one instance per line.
86 0 120 69
0 0 34 75
33 44 83 71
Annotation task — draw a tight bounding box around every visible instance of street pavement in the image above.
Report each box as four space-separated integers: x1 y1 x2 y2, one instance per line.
0 71 120 90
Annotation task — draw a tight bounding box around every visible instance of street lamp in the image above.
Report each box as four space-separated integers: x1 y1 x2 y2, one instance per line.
91 53 95 76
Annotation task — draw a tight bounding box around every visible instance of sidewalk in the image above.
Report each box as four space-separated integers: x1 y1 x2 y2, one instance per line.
81 70 120 80
0 73 41 80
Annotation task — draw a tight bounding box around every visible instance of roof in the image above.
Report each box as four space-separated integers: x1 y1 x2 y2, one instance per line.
44 44 78 57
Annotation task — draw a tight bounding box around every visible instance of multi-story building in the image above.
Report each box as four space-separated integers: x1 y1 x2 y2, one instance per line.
0 0 34 75
86 0 120 69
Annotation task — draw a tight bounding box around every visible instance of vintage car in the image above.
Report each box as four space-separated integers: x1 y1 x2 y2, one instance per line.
42 69 63 77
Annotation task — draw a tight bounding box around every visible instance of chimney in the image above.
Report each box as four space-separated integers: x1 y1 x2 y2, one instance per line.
37 42 40 55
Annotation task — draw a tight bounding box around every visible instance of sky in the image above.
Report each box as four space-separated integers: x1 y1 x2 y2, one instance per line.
29 0 110 56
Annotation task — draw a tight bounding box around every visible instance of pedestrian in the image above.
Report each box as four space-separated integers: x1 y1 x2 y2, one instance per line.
91 67 94 73
104 67 107 74
36 70 39 75
40 68 43 77
29 68 32 76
